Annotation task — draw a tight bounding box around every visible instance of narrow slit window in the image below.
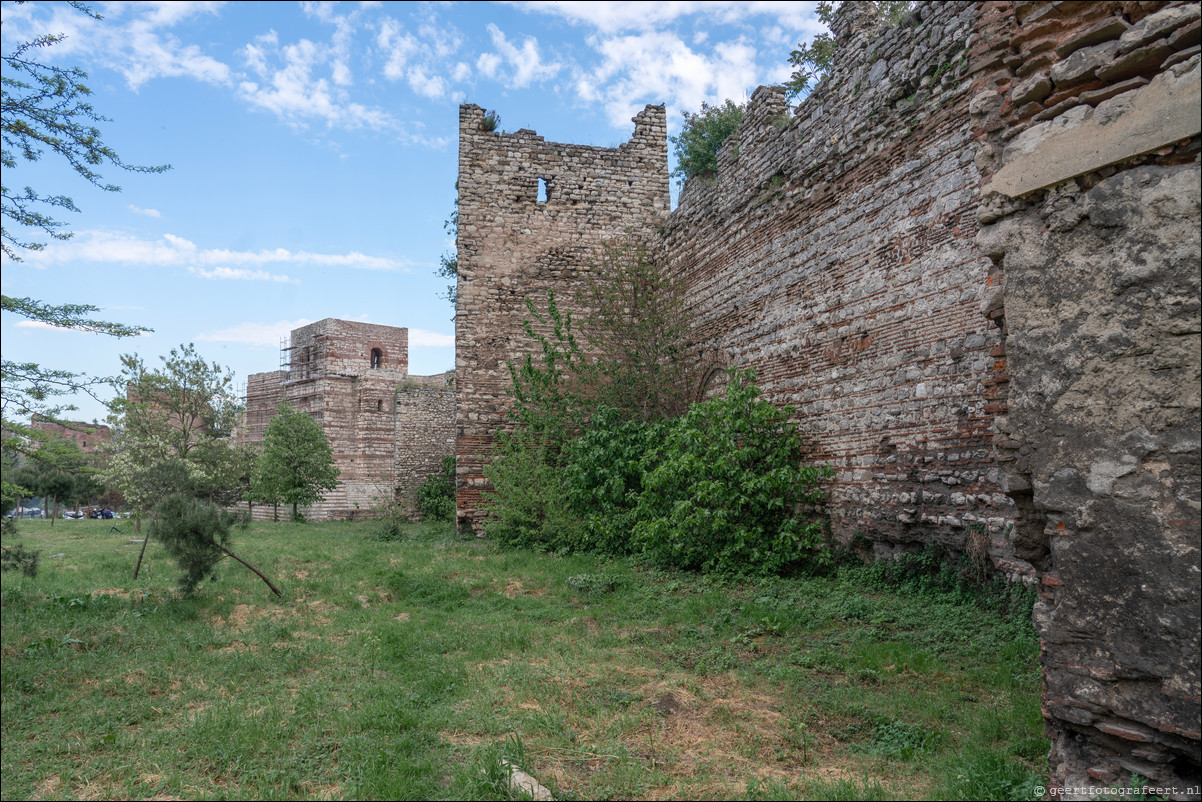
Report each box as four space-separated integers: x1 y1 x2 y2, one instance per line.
370 348 382 369
377 399 383 412
537 177 548 203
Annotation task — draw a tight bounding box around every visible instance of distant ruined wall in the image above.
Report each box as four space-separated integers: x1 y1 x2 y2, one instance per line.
453 0 1200 792
454 103 669 531
394 379 456 519
970 0 1200 793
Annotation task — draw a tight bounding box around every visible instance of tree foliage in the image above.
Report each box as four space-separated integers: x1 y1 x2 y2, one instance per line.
105 344 244 515
669 99 745 181
484 253 834 574
150 493 277 596
579 231 694 421
1 2 160 460
1 1 170 260
630 368 834 575
436 191 458 311
785 1 913 99
416 455 456 522
252 402 339 522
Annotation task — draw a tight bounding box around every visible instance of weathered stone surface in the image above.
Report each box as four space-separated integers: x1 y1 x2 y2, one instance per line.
983 162 1201 792
1117 2 1201 53
1097 38 1177 80
986 59 1202 197
1055 16 1131 58
1011 73 1053 105
1050 40 1122 86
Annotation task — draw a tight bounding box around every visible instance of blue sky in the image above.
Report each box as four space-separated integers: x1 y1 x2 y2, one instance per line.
2 0 825 423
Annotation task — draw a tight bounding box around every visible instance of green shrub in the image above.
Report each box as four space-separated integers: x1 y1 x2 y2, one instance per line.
150 493 233 594
670 99 745 181
417 456 456 522
482 427 581 552
630 368 833 575
562 408 665 555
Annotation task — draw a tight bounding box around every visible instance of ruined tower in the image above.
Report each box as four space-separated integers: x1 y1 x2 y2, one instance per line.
453 103 670 532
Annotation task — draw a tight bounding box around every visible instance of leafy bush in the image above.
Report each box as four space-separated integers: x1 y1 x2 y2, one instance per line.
670 99 745 181
631 369 833 575
562 408 665 555
417 455 456 522
483 427 581 552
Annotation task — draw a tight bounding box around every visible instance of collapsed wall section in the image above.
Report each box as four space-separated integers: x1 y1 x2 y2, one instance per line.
663 3 1021 569
454 104 669 531
970 0 1200 791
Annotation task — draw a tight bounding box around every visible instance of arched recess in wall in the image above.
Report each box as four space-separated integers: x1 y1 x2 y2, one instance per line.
694 353 732 402
370 348 383 369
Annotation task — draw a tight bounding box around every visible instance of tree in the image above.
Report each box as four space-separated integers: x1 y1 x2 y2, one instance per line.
105 343 244 537
2 1 170 260
579 231 694 422
669 99 745 182
2 2 164 472
252 402 339 522
150 493 280 596
436 192 459 311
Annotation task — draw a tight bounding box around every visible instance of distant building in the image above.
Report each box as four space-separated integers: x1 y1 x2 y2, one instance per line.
239 318 454 520
29 416 112 458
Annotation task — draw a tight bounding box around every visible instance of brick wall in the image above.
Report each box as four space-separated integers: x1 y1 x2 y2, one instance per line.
663 3 1019 568
240 319 455 521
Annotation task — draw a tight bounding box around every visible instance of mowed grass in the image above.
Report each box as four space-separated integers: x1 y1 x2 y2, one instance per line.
1 518 1047 800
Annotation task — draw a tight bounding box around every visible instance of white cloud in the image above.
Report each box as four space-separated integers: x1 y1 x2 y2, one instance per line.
188 266 299 284
514 1 823 34
196 318 314 348
376 12 464 99
128 205 162 218
576 31 757 128
409 329 454 348
479 23 560 89
24 230 414 272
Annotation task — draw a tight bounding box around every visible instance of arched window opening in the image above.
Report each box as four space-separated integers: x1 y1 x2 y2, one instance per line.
377 399 383 412
370 348 382 369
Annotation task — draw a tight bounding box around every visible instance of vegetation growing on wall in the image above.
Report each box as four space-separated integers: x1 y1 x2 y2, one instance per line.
785 1 913 99
670 99 745 181
484 244 834 574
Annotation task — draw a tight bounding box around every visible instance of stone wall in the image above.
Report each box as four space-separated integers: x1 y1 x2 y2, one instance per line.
662 2 1020 568
29 416 111 458
240 319 455 521
453 1 1200 792
394 381 456 518
454 103 670 531
970 1 1200 793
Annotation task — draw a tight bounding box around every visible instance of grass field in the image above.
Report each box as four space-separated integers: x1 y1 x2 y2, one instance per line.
1 518 1047 800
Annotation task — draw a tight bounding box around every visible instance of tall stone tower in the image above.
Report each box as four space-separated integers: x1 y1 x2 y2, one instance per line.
453 103 670 532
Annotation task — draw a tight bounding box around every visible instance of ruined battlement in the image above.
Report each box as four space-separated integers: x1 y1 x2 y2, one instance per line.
455 103 670 529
